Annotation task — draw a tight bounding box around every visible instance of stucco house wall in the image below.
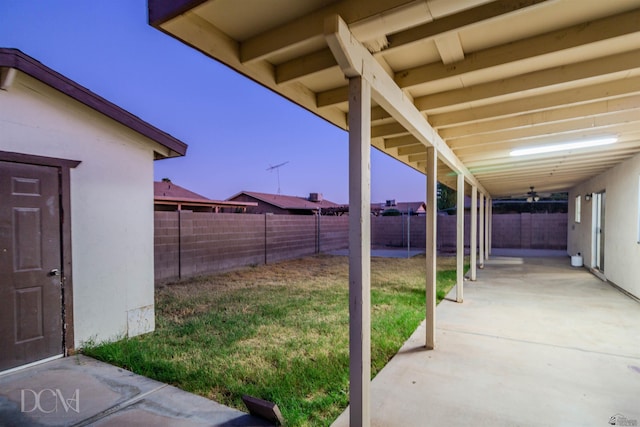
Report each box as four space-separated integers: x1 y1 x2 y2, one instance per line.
1 56 185 349
568 152 640 298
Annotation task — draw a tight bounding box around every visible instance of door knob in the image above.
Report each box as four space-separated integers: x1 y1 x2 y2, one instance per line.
48 268 60 277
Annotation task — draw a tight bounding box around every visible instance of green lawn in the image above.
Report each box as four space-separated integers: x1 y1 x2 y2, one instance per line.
83 254 465 426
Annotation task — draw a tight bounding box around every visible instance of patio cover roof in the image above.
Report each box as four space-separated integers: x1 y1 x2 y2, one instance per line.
149 0 640 197
147 2 639 425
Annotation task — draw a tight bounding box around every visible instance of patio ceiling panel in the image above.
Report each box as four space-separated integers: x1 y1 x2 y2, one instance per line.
149 0 640 198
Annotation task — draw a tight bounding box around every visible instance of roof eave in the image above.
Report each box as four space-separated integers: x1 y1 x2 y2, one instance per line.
155 195 258 207
148 0 208 27
0 48 188 158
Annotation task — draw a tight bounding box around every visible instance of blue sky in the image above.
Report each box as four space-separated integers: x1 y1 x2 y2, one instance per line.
0 0 426 204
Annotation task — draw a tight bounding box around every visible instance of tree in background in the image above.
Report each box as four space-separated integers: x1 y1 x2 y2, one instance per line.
437 182 457 211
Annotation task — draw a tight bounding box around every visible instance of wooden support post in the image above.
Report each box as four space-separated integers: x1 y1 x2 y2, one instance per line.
425 147 437 349
348 76 371 427
485 197 491 259
488 198 493 256
479 192 485 268
470 186 477 281
456 173 464 303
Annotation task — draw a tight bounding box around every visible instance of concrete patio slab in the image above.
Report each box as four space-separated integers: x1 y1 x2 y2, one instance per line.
0 355 270 426
332 255 640 427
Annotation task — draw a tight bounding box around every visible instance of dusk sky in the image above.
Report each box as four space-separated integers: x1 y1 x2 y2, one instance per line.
0 0 427 204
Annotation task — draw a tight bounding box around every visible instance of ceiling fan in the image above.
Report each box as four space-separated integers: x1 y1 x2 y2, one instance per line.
501 186 559 203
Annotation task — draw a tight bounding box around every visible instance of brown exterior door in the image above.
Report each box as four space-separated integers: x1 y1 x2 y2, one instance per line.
0 161 63 371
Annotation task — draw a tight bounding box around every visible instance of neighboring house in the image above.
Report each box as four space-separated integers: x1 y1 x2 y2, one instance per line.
396 201 426 215
228 191 340 215
0 48 187 373
154 179 256 212
373 200 426 216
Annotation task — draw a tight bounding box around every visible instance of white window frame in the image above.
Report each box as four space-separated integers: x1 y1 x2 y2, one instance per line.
575 195 581 223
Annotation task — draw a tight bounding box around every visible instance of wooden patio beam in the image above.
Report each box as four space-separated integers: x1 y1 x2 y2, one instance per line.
324 14 488 195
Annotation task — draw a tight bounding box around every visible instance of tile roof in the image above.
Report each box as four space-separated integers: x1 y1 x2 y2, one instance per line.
371 201 426 214
395 202 426 213
154 180 208 200
229 191 340 210
155 181 258 208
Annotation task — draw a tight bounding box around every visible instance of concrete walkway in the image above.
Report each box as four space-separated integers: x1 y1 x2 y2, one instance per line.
333 253 640 426
0 355 270 426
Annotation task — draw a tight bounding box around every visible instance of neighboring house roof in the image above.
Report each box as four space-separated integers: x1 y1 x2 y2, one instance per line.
371 201 426 214
0 48 187 158
155 181 256 209
396 202 426 214
228 191 340 211
155 180 209 200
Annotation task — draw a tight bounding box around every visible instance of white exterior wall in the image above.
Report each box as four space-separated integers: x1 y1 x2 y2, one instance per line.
568 152 640 298
0 73 158 347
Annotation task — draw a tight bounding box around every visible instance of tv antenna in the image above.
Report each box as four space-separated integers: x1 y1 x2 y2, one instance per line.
266 161 289 194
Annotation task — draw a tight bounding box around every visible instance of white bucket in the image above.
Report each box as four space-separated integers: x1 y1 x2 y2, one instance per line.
571 255 583 267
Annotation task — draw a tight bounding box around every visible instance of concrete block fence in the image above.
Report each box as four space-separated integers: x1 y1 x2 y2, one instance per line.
154 212 350 283
154 211 567 283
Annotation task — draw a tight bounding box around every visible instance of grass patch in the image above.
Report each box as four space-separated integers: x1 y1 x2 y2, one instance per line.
83 254 467 426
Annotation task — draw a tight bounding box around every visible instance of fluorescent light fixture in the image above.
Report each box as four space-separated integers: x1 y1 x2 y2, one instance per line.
510 137 617 157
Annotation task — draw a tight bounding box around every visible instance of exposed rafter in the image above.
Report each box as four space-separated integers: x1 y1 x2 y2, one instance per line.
395 8 640 89
276 0 548 84
414 49 640 112
240 0 425 63
152 0 640 197
324 14 487 194
430 76 640 128
448 112 640 150
439 94 640 139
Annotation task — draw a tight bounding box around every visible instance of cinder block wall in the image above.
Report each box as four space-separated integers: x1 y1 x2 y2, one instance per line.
266 215 316 264
155 212 567 283
154 212 180 282
491 214 522 248
491 213 567 249
435 214 472 252
182 212 266 277
371 215 427 248
154 212 350 283
531 213 568 249
319 215 349 252
436 213 567 250
371 216 404 247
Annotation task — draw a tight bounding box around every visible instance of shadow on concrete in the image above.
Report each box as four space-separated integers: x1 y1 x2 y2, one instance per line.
0 355 271 426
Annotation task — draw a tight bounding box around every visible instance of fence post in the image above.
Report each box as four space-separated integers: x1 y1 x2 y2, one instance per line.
521 212 532 249
264 213 268 265
178 210 182 279
407 210 411 257
317 211 320 254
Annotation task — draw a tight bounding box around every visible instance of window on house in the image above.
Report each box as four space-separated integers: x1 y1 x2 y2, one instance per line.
575 195 581 223
638 176 640 243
